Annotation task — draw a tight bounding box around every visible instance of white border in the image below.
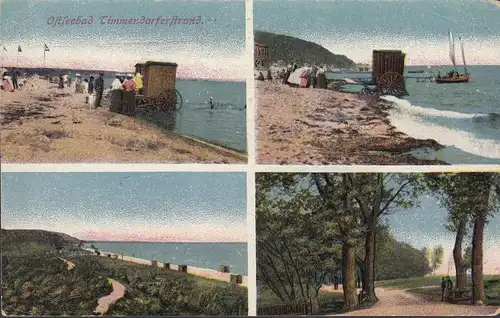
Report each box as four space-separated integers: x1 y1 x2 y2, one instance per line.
245 0 257 315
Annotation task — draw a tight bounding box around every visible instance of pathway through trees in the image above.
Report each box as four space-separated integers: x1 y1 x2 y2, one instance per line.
331 288 499 316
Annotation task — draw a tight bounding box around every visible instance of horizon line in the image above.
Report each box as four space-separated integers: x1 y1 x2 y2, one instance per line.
1 66 245 82
84 240 246 244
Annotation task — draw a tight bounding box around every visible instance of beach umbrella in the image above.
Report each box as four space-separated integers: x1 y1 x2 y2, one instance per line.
287 66 310 85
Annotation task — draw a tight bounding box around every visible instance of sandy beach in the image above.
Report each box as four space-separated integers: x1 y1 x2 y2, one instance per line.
0 78 245 163
85 248 248 286
256 81 446 165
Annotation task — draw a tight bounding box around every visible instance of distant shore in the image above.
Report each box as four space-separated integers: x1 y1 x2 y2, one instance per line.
487 0 500 7
256 81 446 165
84 248 248 286
0 78 245 163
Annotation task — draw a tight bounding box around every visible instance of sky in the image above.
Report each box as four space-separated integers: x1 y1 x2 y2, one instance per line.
254 0 500 66
0 0 246 81
386 191 500 275
1 172 247 242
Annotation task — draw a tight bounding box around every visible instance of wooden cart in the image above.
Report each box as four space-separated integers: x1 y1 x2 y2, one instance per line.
135 61 183 111
361 50 408 96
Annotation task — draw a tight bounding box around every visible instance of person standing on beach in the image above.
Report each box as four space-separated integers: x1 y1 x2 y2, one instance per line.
88 76 94 95
58 74 64 89
310 64 318 88
11 68 19 90
94 73 104 108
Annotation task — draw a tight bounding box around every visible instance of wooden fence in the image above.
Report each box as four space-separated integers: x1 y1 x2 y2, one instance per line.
258 300 312 316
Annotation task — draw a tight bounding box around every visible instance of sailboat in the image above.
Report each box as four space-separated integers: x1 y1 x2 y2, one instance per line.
435 30 470 84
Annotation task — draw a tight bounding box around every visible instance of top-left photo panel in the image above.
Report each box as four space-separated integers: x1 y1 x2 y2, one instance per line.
0 0 247 164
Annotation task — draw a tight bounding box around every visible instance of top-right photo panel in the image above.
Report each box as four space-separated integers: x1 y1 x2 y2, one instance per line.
254 0 500 165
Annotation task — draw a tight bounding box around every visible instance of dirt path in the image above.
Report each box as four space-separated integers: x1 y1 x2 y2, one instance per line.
333 288 499 316
94 279 126 315
0 79 245 163
58 257 125 314
59 258 75 270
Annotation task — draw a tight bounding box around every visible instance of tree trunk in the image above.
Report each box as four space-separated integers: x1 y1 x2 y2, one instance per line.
342 243 359 312
472 215 485 305
453 219 467 290
310 297 320 314
363 226 378 302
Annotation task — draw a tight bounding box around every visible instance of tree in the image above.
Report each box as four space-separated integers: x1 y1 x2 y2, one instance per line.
340 173 422 302
463 246 472 271
424 172 499 303
256 173 339 313
312 173 365 311
431 245 444 275
423 173 475 289
468 173 499 305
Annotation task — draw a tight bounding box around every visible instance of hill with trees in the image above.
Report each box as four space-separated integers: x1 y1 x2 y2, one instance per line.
1 228 82 250
254 30 356 69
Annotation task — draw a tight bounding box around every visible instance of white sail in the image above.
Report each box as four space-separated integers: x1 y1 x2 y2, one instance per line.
448 30 456 67
459 36 467 67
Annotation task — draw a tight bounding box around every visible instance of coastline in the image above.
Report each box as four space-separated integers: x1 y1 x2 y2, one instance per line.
487 0 500 7
256 81 447 165
83 248 248 286
0 79 245 163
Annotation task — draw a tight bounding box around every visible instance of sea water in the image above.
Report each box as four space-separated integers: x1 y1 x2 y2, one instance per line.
327 66 500 164
103 77 247 152
88 242 248 275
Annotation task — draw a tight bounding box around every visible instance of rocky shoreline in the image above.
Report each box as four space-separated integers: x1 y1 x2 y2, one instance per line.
256 81 447 165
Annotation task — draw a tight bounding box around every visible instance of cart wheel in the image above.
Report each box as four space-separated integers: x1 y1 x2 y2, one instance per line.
156 90 182 111
174 89 183 111
378 72 406 96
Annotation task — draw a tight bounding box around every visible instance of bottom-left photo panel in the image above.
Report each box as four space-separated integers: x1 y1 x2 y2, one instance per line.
1 172 248 316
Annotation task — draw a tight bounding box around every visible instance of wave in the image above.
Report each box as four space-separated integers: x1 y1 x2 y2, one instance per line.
381 96 500 159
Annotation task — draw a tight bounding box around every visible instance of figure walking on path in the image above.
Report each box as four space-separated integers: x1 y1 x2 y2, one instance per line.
94 73 104 109
441 277 446 301
11 68 19 90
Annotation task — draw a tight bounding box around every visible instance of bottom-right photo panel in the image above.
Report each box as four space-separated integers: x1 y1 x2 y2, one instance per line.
256 172 500 316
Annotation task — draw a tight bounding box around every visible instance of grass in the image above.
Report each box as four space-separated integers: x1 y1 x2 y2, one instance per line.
1 239 247 316
1 247 110 316
377 275 500 306
375 275 444 290
68 255 248 316
257 285 345 315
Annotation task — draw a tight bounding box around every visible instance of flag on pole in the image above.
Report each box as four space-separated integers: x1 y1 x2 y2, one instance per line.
18 45 22 53
2 46 6 52
44 44 50 51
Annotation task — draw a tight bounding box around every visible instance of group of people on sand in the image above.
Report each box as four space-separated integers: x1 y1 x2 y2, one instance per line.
108 73 144 115
2 68 22 92
256 62 327 89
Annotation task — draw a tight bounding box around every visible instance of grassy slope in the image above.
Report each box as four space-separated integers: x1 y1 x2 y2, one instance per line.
376 275 500 306
254 30 356 69
1 229 248 316
69 255 248 316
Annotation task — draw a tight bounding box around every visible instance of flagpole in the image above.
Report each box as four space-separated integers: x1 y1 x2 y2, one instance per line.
43 48 46 70
17 51 19 67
